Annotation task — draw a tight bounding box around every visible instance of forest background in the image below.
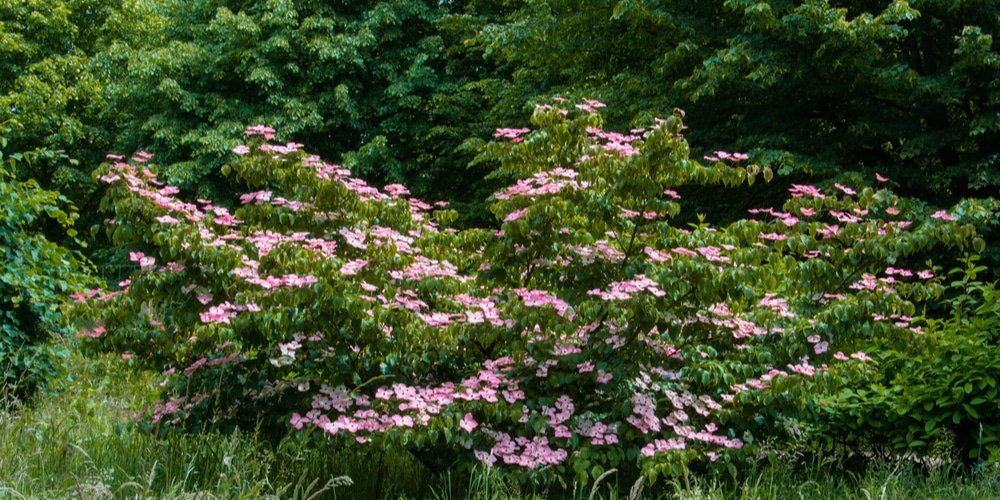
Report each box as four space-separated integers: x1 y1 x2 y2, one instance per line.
2 0 1000 497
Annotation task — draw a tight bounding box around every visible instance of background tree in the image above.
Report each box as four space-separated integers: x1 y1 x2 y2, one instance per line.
0 0 115 207
92 0 509 225
471 1 1000 225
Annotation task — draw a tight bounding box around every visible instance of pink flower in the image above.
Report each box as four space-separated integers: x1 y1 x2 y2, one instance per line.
504 208 529 223
239 190 272 205
494 128 530 140
814 342 829 354
834 352 849 361
760 232 788 241
475 450 497 467
383 184 410 198
460 413 478 433
850 352 872 362
245 125 276 140
643 246 672 262
834 183 857 195
340 259 369 275
816 224 840 238
71 289 102 302
154 215 179 224
930 210 956 221
789 184 826 199
876 173 889 182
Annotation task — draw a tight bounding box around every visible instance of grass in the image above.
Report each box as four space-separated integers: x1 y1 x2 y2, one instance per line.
0 348 432 499
2 346 999 499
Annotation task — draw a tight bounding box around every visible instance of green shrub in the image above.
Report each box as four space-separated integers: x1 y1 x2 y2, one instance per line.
816 254 1000 462
0 128 98 401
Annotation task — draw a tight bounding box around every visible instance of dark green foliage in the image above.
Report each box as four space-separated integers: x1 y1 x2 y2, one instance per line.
474 0 1000 202
6 0 998 232
0 131 98 401
0 0 116 202
817 255 1000 462
93 0 506 223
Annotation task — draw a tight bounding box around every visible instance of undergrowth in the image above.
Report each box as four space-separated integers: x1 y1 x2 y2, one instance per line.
2 341 998 499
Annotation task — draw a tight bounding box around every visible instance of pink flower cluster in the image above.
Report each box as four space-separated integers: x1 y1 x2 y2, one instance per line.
477 433 568 469
239 190 273 205
587 126 642 158
150 393 211 425
494 127 530 142
697 302 766 339
389 256 470 282
587 274 665 301
748 207 800 226
574 98 607 113
495 168 588 200
567 240 625 263
129 251 156 270
294 362 518 437
848 273 895 293
641 438 685 456
199 302 240 324
703 150 749 162
930 210 957 221
789 184 826 199
626 393 661 434
245 124 276 140
515 288 574 318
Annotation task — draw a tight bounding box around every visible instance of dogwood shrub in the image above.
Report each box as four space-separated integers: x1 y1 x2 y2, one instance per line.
71 102 981 482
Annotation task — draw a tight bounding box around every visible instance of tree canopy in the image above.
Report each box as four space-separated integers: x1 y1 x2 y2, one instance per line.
475 0 1000 200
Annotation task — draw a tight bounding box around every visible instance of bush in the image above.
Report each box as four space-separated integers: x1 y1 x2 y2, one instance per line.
0 131 97 402
816 253 1000 463
73 102 982 483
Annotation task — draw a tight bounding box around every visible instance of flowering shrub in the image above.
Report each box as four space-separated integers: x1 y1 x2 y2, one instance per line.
72 102 982 481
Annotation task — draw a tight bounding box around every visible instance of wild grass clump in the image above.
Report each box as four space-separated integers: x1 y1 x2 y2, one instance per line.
0 344 431 499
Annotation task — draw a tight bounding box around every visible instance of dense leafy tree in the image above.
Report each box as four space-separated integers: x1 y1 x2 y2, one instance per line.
474 0 1000 201
91 0 507 225
0 0 115 201
7 0 997 233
